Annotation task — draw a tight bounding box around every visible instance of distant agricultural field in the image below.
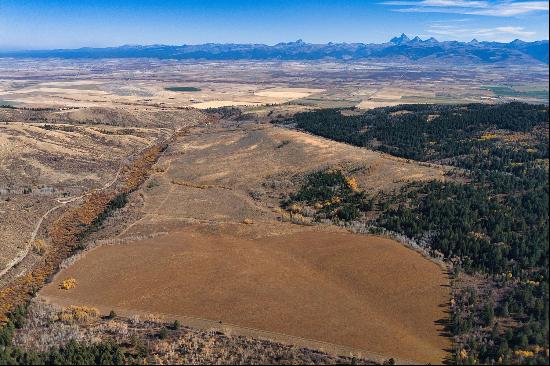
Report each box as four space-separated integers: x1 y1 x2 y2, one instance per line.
0 100 16 106
165 86 201 92
481 85 549 100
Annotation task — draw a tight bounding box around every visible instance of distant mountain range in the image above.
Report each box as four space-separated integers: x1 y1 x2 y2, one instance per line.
1 34 548 64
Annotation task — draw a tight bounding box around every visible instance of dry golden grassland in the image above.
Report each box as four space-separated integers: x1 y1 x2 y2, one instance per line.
35 118 453 364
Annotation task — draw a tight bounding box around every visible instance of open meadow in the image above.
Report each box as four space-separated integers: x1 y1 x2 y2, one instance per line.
41 230 450 364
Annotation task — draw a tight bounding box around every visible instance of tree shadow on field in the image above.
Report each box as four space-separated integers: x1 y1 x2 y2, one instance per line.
435 300 454 365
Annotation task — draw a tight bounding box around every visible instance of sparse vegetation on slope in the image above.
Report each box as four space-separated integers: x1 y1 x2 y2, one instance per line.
2 301 377 365
281 170 372 221
0 137 168 324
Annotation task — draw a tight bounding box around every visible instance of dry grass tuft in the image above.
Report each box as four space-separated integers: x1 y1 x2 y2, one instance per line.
32 239 47 255
280 212 311 225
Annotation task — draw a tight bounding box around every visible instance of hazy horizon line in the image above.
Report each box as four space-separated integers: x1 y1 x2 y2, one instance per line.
2 35 549 52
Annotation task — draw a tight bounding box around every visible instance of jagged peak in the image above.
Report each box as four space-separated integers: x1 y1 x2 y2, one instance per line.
390 33 410 44
274 39 307 47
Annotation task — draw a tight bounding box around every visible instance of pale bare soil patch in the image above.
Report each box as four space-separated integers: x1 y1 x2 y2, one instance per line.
189 100 264 109
357 100 403 109
186 88 323 109
254 87 324 99
41 230 450 364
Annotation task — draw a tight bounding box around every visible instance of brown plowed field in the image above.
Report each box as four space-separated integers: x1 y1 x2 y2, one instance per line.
41 230 450 364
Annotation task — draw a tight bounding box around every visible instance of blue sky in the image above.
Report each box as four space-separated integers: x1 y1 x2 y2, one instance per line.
0 0 548 49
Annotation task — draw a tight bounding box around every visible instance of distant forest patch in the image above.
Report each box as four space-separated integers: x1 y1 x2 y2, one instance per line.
165 86 201 92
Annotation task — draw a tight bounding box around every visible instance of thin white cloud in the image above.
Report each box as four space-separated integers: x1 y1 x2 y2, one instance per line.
472 1 549 16
382 0 549 17
383 1 489 7
430 17 473 22
427 24 537 41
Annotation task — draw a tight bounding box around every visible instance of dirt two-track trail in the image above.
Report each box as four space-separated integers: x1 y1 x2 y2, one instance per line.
40 121 452 364
0 130 172 281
